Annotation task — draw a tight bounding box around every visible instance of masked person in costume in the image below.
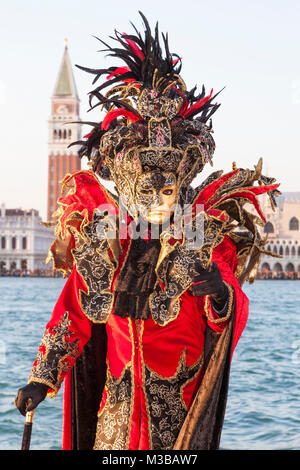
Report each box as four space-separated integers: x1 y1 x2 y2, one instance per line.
15 13 280 450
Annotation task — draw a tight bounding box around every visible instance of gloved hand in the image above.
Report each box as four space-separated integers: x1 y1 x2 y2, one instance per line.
190 261 229 310
15 382 48 416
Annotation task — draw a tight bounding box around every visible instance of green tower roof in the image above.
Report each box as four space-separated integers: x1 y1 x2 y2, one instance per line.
54 41 79 98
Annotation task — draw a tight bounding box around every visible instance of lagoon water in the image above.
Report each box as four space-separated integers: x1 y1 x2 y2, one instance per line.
0 277 299 450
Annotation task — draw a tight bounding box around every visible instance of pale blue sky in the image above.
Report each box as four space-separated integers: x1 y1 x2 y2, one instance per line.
1 0 300 219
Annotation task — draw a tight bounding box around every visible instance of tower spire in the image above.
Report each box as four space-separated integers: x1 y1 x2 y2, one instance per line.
53 39 79 99
47 42 81 221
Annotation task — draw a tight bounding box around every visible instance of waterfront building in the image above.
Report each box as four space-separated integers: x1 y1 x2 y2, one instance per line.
47 39 81 221
0 204 54 275
0 41 82 276
258 192 300 278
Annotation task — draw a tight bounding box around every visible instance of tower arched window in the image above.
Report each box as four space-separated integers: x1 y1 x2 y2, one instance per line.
273 245 278 254
53 129 57 139
58 129 62 139
298 246 300 257
289 217 299 231
68 129 72 138
291 246 296 256
1 236 5 249
264 221 274 233
63 129 67 139
285 246 290 256
279 246 283 255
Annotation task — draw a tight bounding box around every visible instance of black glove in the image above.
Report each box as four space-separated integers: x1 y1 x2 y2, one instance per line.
190 261 229 311
15 382 48 416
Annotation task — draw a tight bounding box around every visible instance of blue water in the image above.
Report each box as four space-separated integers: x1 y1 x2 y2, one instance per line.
0 278 299 450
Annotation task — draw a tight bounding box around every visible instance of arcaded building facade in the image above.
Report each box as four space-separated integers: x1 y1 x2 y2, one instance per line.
259 192 300 275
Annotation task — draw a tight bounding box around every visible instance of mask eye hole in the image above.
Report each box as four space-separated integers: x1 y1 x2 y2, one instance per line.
140 188 154 195
162 188 174 196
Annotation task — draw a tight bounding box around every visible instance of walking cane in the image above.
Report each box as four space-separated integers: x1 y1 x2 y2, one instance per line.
21 410 34 450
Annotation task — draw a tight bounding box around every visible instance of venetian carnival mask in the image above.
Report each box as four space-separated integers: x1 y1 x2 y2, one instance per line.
135 171 177 224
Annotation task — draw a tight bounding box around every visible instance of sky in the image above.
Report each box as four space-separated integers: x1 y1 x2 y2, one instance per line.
1 0 300 219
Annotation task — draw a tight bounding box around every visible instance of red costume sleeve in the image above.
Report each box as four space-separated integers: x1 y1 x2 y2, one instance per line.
201 236 249 355
28 267 92 397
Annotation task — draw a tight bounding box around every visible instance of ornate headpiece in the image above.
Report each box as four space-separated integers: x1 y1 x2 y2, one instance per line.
70 12 221 218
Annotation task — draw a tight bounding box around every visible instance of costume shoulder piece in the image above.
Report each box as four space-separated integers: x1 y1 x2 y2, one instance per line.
190 157 281 285
44 169 120 277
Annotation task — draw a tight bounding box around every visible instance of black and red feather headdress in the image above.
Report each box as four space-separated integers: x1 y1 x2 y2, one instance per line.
69 11 220 195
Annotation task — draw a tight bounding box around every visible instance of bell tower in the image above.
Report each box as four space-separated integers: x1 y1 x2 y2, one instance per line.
47 39 81 221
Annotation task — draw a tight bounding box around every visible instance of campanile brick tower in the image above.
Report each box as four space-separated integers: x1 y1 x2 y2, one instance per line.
47 39 81 221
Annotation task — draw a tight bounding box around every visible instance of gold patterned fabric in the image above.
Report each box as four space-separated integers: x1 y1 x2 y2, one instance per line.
29 312 80 395
144 351 203 450
93 366 133 450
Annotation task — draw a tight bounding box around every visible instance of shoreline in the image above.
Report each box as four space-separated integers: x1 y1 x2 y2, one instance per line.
0 273 299 280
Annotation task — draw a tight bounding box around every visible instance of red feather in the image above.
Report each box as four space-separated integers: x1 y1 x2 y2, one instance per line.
181 88 213 118
172 58 181 65
106 66 132 80
101 108 142 130
123 33 144 61
122 78 137 84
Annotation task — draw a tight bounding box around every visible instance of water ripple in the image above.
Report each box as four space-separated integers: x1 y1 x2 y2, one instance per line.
221 280 300 450
0 278 299 450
